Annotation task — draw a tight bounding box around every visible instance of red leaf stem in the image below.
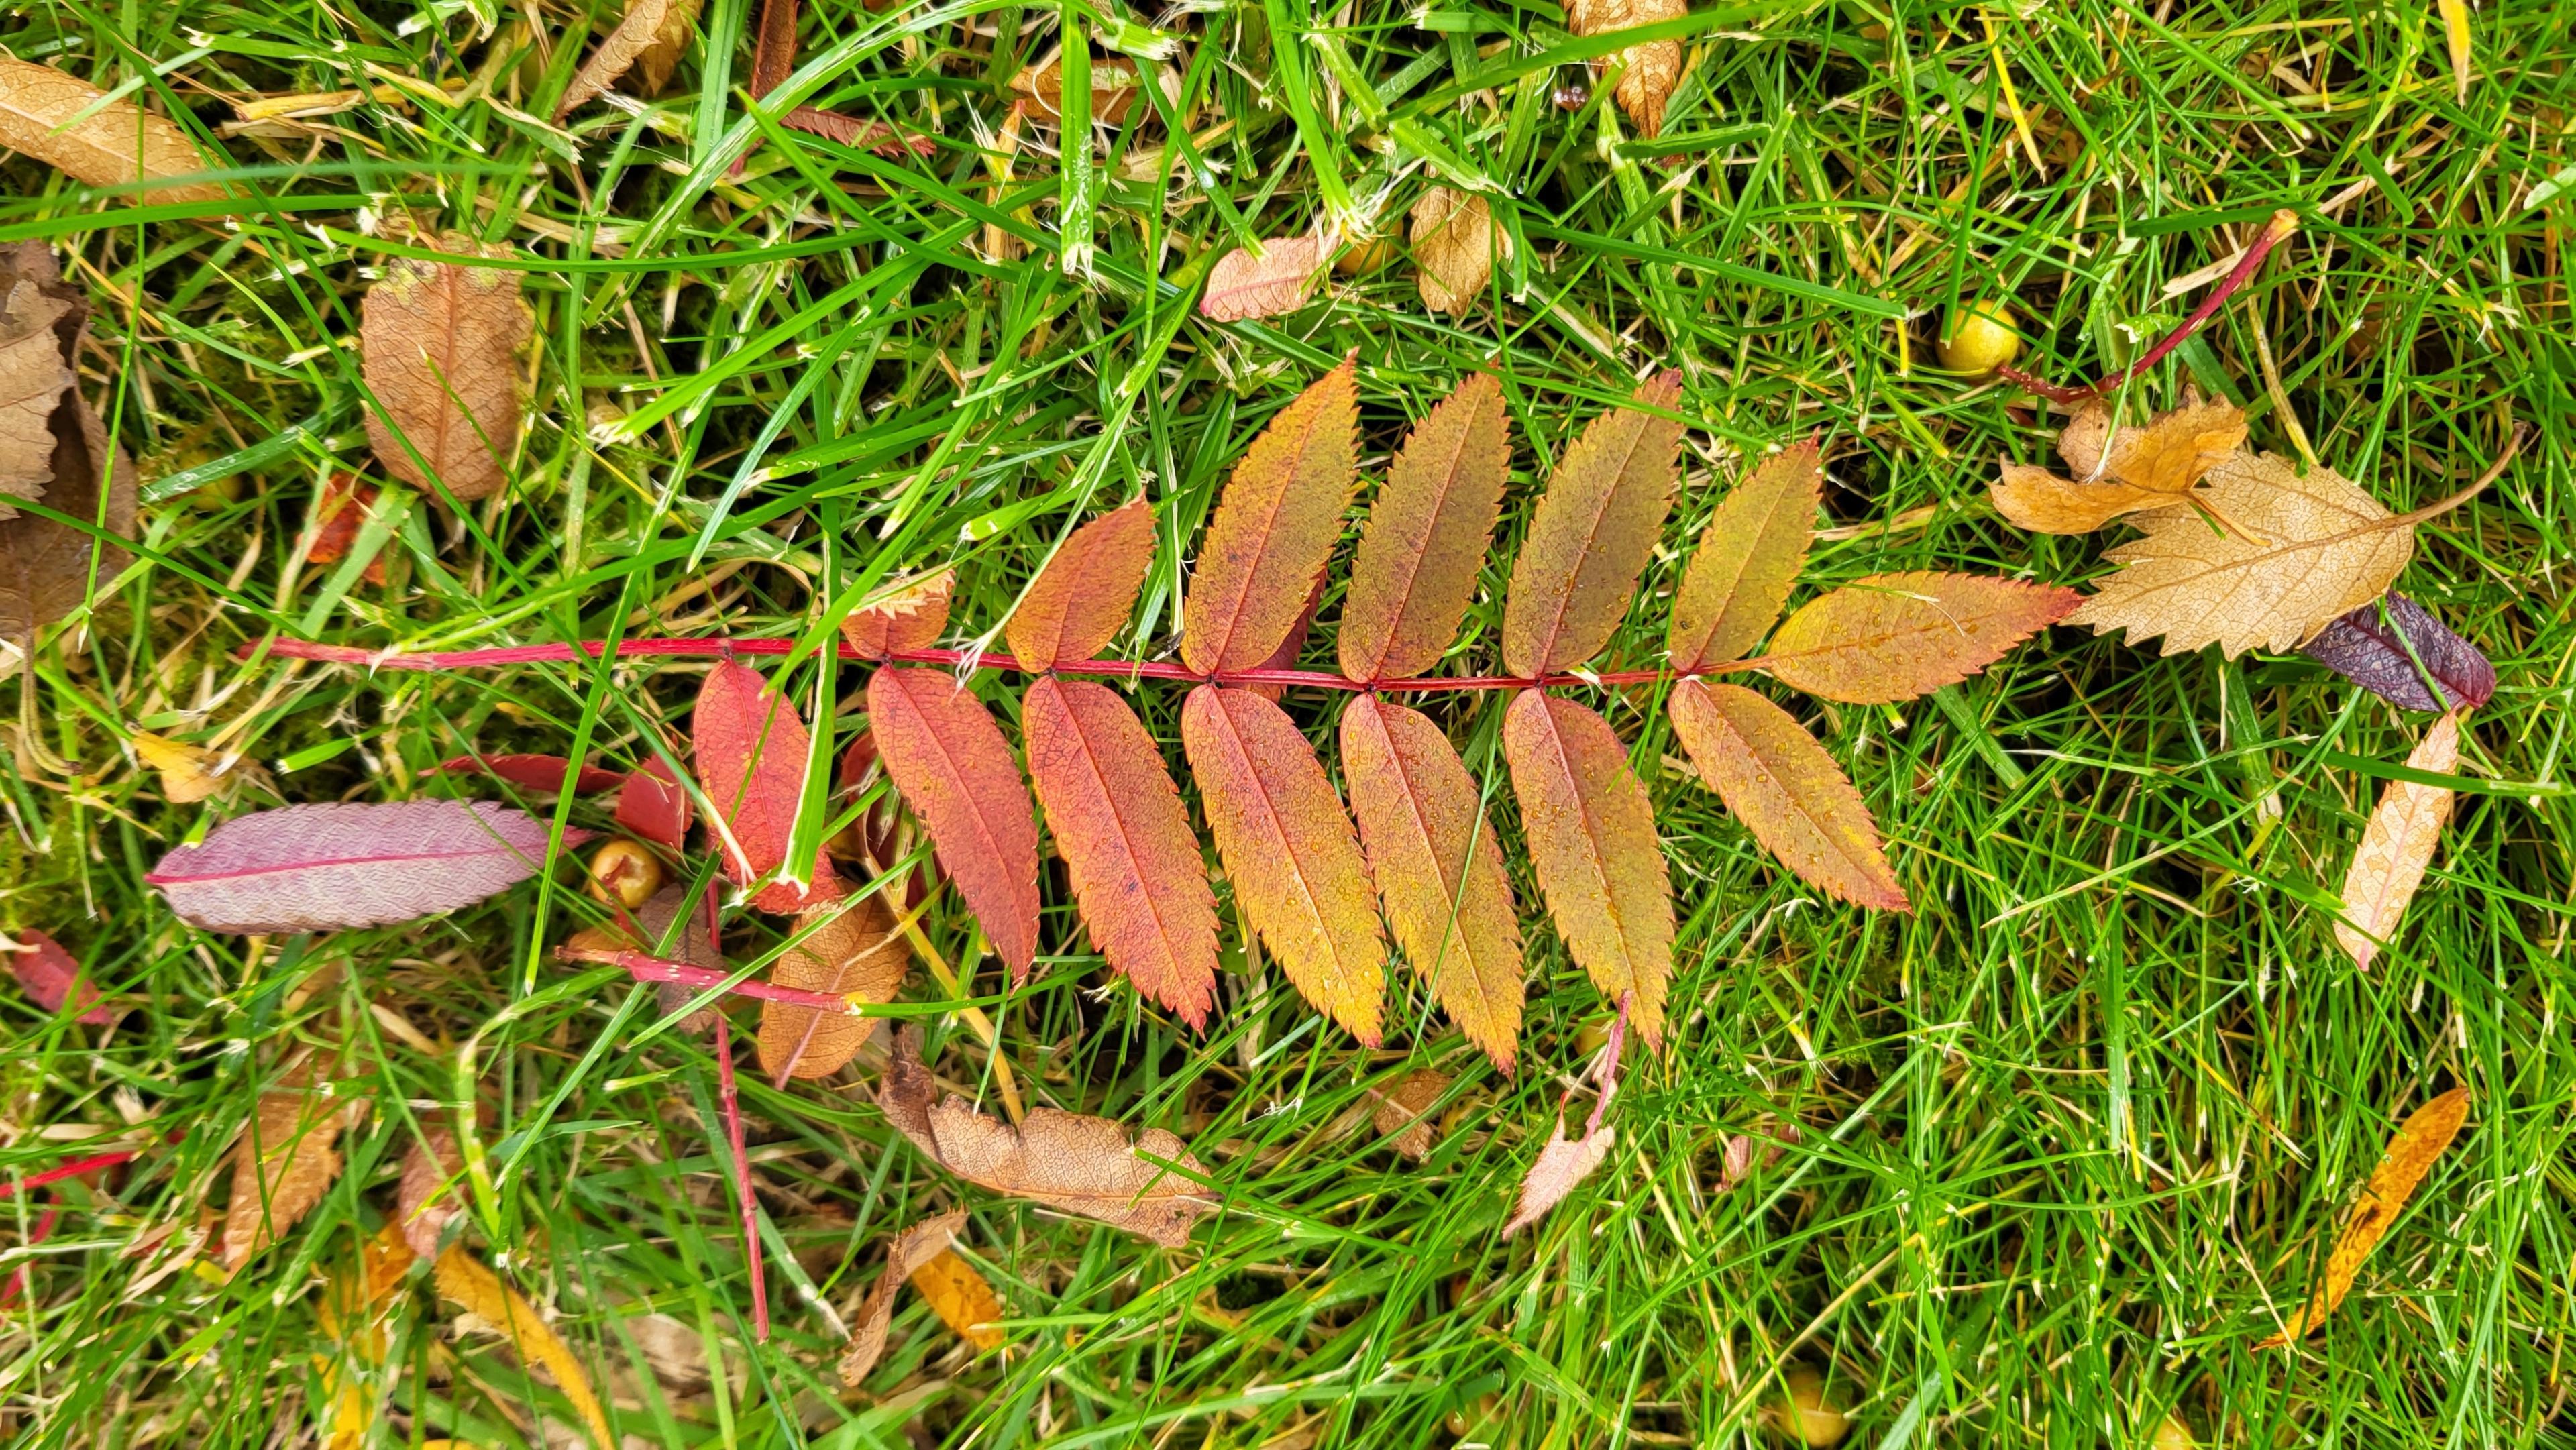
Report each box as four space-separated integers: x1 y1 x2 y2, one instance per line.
555 946 866 1014
0 1148 139 1201
2002 209 2299 404
712 1015 770 1342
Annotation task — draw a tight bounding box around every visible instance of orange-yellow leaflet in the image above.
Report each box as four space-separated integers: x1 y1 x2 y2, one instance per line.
1501 690 1671 1046
2257 1086 2471 1348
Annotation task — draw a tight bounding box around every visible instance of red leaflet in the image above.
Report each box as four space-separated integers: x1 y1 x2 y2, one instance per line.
1022 677 1218 1027
1006 502 1158 670
1181 685 1386 1044
1501 372 1686 677
692 660 837 913
1179 359 1360 675
841 571 953 661
305 472 386 586
1501 691 1672 1046
1242 574 1325 703
615 757 694 852
866 668 1042 979
146 801 590 935
9 929 115 1025
428 753 625 795
1339 372 1513 682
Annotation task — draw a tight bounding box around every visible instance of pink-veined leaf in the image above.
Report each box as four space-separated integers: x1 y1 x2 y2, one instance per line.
145 801 590 935
8 929 114 1025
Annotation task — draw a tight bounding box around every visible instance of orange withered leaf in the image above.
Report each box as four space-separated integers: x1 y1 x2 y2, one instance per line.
1339 695 1524 1072
433 1245 614 1449
758 893 909 1080
1668 441 1821 671
224 1054 370 1270
1338 372 1513 682
1501 691 1671 1046
840 571 953 660
1181 685 1387 1044
2256 1085 2471 1348
693 660 838 912
1760 571 2082 705
359 233 531 504
1200 235 1327 321
866 668 1042 979
1022 677 1219 1027
1006 501 1158 669
1667 679 1909 911
1180 359 1360 675
1501 371 1686 677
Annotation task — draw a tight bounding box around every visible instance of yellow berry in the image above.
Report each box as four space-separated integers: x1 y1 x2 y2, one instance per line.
1938 300 2022 375
585 838 663 909
1776 1365 1848 1447
1336 233 1395 276
2151 1414 2196 1450
1574 1019 1613 1058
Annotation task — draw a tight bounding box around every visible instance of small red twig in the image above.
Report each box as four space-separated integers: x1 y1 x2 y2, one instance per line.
2002 209 2300 404
712 1015 770 1342
555 946 865 1014
3 1207 59 1306
0 1148 138 1201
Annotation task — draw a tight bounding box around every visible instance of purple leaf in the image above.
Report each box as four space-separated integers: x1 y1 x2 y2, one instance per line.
145 801 590 934
2299 592 2495 712
9 930 115 1025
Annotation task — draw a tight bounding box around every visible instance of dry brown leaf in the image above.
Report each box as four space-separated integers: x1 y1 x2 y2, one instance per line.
223 1054 370 1269
1992 397 2247 535
838 1211 977 1384
757 892 907 1080
2256 1086 2471 1347
0 57 225 204
1367 1069 1452 1160
2065 451 2467 658
879 1029 1216 1245
1201 234 1326 321
360 232 533 504
0 243 133 655
557 0 706 117
0 276 74 515
313 1223 418 1450
2334 712 2460 970
396 1126 460 1261
434 1244 614 1449
1410 188 1507 317
1566 0 1685 136
1010 53 1148 125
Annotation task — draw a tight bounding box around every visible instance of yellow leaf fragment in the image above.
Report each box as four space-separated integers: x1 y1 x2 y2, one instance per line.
2255 1086 2471 1347
2438 0 2472 101
434 1245 614 1449
133 732 226 803
912 1248 1006 1352
2334 711 2461 970
0 57 225 204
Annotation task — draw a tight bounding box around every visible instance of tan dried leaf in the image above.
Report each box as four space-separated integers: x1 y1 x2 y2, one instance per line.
0 57 225 204
1010 53 1148 125
2067 451 2466 657
557 0 706 117
838 1211 978 1385
133 731 227 803
1567 0 1685 136
1992 397 2247 535
360 233 533 504
2255 1086 2471 1347
1201 235 1325 321
1410 188 1506 317
223 1054 370 1269
879 1029 1216 1246
1367 1069 1452 1160
2334 712 2460 970
758 893 908 1080
0 243 133 653
0 278 74 514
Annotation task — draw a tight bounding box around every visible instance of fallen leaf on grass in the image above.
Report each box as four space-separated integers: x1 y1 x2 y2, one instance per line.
2256 1085 2471 1348
1010 53 1147 125
839 1211 1005 1384
303 473 388 585
1336 372 1513 683
225 1054 370 1269
361 233 532 504
841 570 953 659
0 270 75 515
0 241 134 653
879 1030 1216 1246
0 57 226 203
313 1223 418 1450
1992 396 2247 535
7 928 115 1024
1367 1069 1453 1160
758 894 908 1080
1181 357 1359 674
912 1247 1007 1352
427 752 624 795
1503 1115 1615 1238
1503 691 1672 1048
396 1127 460 1260
2334 711 2460 970
866 667 1041 978
146 801 590 934
1667 441 1821 673
1668 679 1908 911
1005 500 1157 669
1759 572 2082 705
1410 188 1507 317
557 0 705 117
1200 234 1327 321
1502 370 1684 676
435 1244 614 1449
1566 0 1684 136
133 732 228 804
694 660 837 912
2300 592 2494 712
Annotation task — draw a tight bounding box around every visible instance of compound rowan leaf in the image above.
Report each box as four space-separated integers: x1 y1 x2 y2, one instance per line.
427 752 624 795
2256 1086 2471 1348
1992 396 2248 535
9 928 114 1025
693 660 837 912
434 1244 614 1449
866 667 1042 979
841 571 953 660
1501 371 1684 676
838 1211 977 1385
759 893 908 1080
1007 501 1157 669
361 233 531 504
146 801 590 934
2334 711 2460 970
2300 592 2495 713
1501 691 1672 1046
1339 372 1512 682
0 57 225 204
1181 685 1387 1044
878 1029 1217 1246
1761 571 2082 705
1023 677 1218 1027
557 0 704 117
1668 679 1908 911
1181 358 1360 674
1410 188 1507 317
1200 234 1326 321
615 757 695 851
1566 0 1684 135
225 1053 369 1269
1667 440 1822 671
0 242 133 651
1340 695 1524 1071
2067 452 2471 658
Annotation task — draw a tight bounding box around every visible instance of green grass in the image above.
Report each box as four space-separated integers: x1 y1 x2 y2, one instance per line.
2 0 2571 1445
